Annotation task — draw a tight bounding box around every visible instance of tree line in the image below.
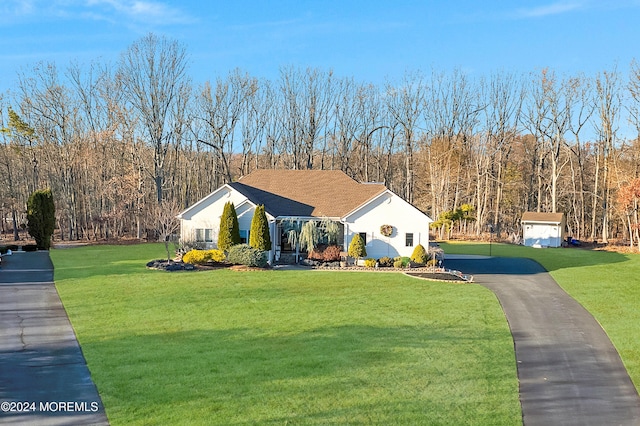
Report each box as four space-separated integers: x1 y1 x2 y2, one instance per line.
2 33 640 249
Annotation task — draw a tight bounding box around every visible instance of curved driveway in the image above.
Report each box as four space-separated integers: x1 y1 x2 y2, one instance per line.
0 251 108 425
445 255 640 426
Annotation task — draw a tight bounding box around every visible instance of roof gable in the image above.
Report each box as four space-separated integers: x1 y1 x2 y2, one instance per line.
521 212 565 224
232 169 387 218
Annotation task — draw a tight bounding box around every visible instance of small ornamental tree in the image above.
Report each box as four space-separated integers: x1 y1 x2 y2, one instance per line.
410 244 428 265
218 202 241 251
348 233 367 263
249 205 271 251
27 189 56 250
299 221 323 252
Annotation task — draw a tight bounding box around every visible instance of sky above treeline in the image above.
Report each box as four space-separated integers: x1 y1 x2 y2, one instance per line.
1 1 638 96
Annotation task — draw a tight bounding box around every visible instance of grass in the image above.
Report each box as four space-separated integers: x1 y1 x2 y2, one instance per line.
441 241 640 391
52 244 521 425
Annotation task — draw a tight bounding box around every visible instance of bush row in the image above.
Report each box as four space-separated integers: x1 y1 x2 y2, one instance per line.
361 243 437 268
181 245 268 268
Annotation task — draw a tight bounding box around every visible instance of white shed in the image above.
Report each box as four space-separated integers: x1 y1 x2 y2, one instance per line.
521 212 566 248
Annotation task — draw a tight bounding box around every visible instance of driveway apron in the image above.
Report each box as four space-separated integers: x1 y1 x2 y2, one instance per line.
446 256 640 426
0 251 108 425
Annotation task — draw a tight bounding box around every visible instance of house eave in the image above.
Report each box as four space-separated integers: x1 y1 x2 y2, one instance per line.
177 184 237 219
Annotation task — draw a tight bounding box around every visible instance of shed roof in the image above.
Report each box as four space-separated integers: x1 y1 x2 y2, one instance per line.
521 212 565 224
229 169 387 218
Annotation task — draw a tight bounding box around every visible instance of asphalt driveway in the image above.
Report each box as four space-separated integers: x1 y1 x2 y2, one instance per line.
445 255 640 426
0 251 108 425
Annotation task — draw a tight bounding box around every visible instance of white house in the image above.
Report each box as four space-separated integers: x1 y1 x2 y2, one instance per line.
178 169 433 263
521 212 566 248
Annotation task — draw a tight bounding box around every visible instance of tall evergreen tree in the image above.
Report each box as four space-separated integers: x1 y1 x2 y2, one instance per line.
27 189 55 250
218 201 240 251
249 205 271 251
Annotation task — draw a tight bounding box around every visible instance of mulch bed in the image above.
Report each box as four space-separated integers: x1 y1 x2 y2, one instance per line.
405 272 469 282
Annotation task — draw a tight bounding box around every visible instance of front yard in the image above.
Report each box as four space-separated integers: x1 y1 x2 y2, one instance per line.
52 243 521 425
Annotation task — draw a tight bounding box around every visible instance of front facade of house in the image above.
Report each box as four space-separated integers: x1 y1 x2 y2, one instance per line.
178 170 433 263
521 212 566 248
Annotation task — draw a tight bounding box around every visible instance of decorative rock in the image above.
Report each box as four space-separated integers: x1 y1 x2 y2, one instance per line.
146 260 195 271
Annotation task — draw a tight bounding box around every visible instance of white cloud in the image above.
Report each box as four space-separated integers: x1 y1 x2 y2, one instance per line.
85 0 194 24
0 0 194 25
0 0 36 16
513 2 584 18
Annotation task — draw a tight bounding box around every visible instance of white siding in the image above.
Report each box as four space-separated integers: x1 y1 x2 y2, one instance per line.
344 191 431 259
180 188 251 248
523 223 562 248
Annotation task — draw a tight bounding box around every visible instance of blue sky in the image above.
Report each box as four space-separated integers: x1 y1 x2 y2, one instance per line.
1 0 639 94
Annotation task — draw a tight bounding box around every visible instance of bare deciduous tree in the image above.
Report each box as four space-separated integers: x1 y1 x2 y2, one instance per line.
118 33 191 204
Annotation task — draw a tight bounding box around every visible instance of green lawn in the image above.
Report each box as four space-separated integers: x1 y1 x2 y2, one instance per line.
441 241 640 391
52 244 521 425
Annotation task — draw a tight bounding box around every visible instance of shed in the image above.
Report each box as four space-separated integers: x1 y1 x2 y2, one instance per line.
521 212 566 248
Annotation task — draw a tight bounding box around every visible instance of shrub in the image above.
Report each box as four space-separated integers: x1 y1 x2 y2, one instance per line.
0 246 7 255
227 244 268 268
393 259 404 268
249 205 271 250
377 256 394 267
205 249 226 263
218 202 240 251
183 249 226 265
394 256 411 268
307 244 342 262
348 234 367 260
427 258 438 268
23 244 38 252
364 258 377 268
307 243 328 261
410 244 428 265
182 249 207 265
27 189 55 250
323 245 342 262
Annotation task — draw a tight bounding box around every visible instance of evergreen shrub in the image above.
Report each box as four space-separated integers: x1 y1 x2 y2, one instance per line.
410 244 428 265
182 249 226 265
206 249 226 263
348 234 367 260
27 189 55 250
227 244 268 268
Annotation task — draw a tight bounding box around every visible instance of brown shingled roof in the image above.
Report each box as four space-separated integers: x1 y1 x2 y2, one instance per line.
230 169 387 218
521 212 565 223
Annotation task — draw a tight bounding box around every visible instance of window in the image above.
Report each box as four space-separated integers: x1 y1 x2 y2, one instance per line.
195 229 214 243
359 232 367 246
240 229 249 244
405 233 414 247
